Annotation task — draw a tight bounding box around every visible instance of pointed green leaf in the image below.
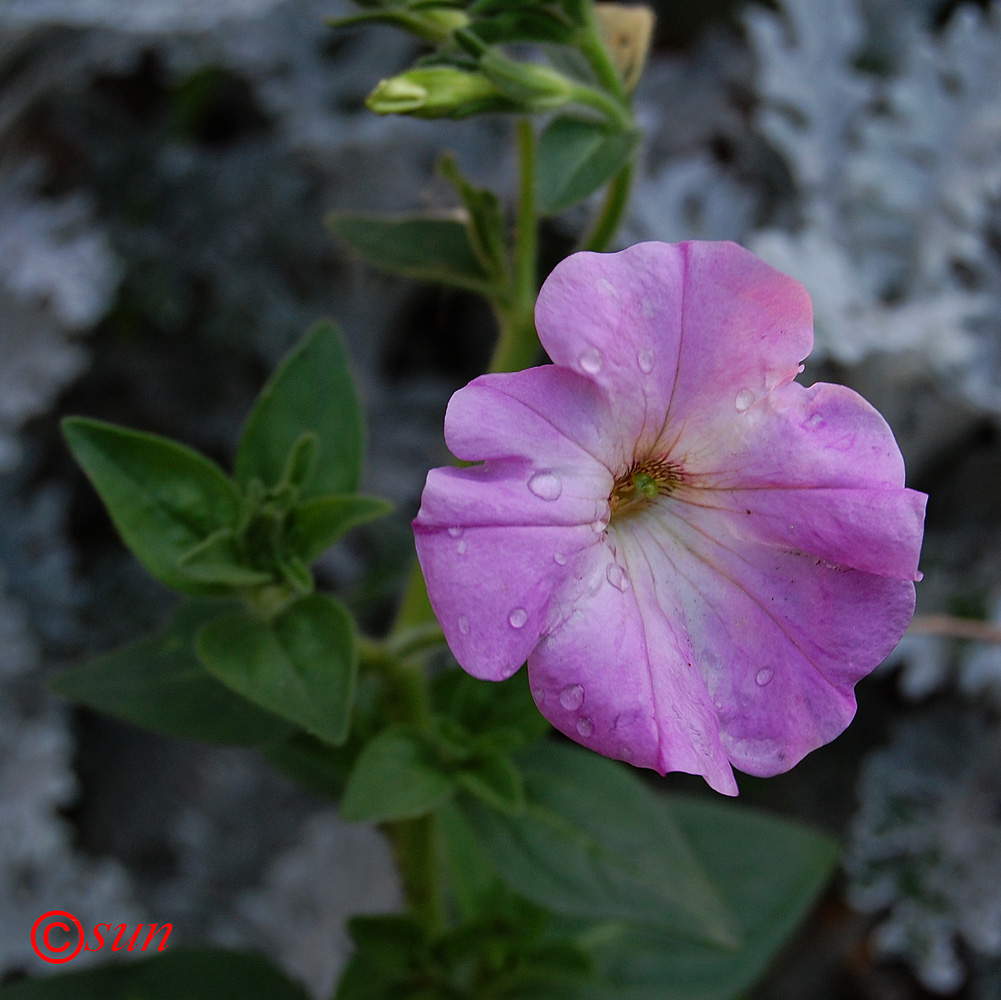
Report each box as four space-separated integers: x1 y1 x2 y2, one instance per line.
0 948 310 1000
177 529 274 587
62 417 240 596
536 117 639 215
438 155 509 281
288 494 393 563
341 727 455 822
461 742 740 947
279 431 318 497
235 321 364 500
328 214 496 294
196 593 356 745
49 601 294 746
562 797 840 1000
456 750 525 815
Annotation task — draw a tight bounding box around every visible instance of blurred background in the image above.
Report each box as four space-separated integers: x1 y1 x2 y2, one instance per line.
1 0 1000 996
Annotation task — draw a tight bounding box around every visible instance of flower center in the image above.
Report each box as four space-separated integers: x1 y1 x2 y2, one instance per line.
609 457 684 519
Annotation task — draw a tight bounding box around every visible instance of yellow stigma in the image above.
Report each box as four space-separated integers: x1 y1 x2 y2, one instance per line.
609 457 683 518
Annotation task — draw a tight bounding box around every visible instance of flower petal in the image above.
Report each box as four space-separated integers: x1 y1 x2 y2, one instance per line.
625 502 916 777
444 366 617 476
682 381 909 490
535 241 813 462
415 364 619 682
527 540 738 795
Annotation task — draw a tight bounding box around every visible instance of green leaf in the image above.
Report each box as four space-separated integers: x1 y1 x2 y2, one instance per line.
264 731 352 800
62 417 240 596
462 742 739 948
0 948 310 1000
328 214 496 294
470 9 574 44
563 797 840 1000
438 801 507 922
50 601 294 746
196 593 356 745
341 727 455 822
235 320 364 500
288 494 393 563
278 431 318 498
177 528 274 587
536 117 639 214
455 751 525 815
438 155 509 281
432 668 550 751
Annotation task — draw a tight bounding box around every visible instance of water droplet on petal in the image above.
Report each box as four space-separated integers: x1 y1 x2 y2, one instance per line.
638 349 655 373
508 607 528 629
590 520 606 534
528 470 562 501
618 744 634 762
553 551 568 566
448 526 463 538
580 347 603 375
606 563 628 591
735 389 754 412
456 539 467 555
559 683 585 710
576 717 594 738
803 412 825 430
755 668 773 687
458 615 470 635
532 686 546 704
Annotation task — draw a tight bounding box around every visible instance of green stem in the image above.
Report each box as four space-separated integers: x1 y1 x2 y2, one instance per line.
490 118 541 375
514 118 537 315
378 114 546 939
358 636 443 930
581 158 634 253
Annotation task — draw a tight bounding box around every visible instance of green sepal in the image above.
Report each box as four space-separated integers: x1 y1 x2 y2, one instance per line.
340 726 455 822
438 154 510 282
536 115 639 214
176 528 274 587
288 494 393 564
195 593 357 745
461 741 740 948
49 601 295 747
0 948 310 1000
329 214 497 294
62 417 240 597
235 320 364 500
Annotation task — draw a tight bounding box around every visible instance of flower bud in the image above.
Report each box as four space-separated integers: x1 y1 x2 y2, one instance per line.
365 67 517 119
478 50 575 111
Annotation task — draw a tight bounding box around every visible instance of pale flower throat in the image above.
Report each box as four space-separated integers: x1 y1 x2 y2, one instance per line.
609 456 684 520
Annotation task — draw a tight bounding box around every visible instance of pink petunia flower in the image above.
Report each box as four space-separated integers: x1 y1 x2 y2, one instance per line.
413 241 926 794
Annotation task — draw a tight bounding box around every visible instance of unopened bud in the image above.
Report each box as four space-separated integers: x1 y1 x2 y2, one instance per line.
478 50 575 111
366 67 516 119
